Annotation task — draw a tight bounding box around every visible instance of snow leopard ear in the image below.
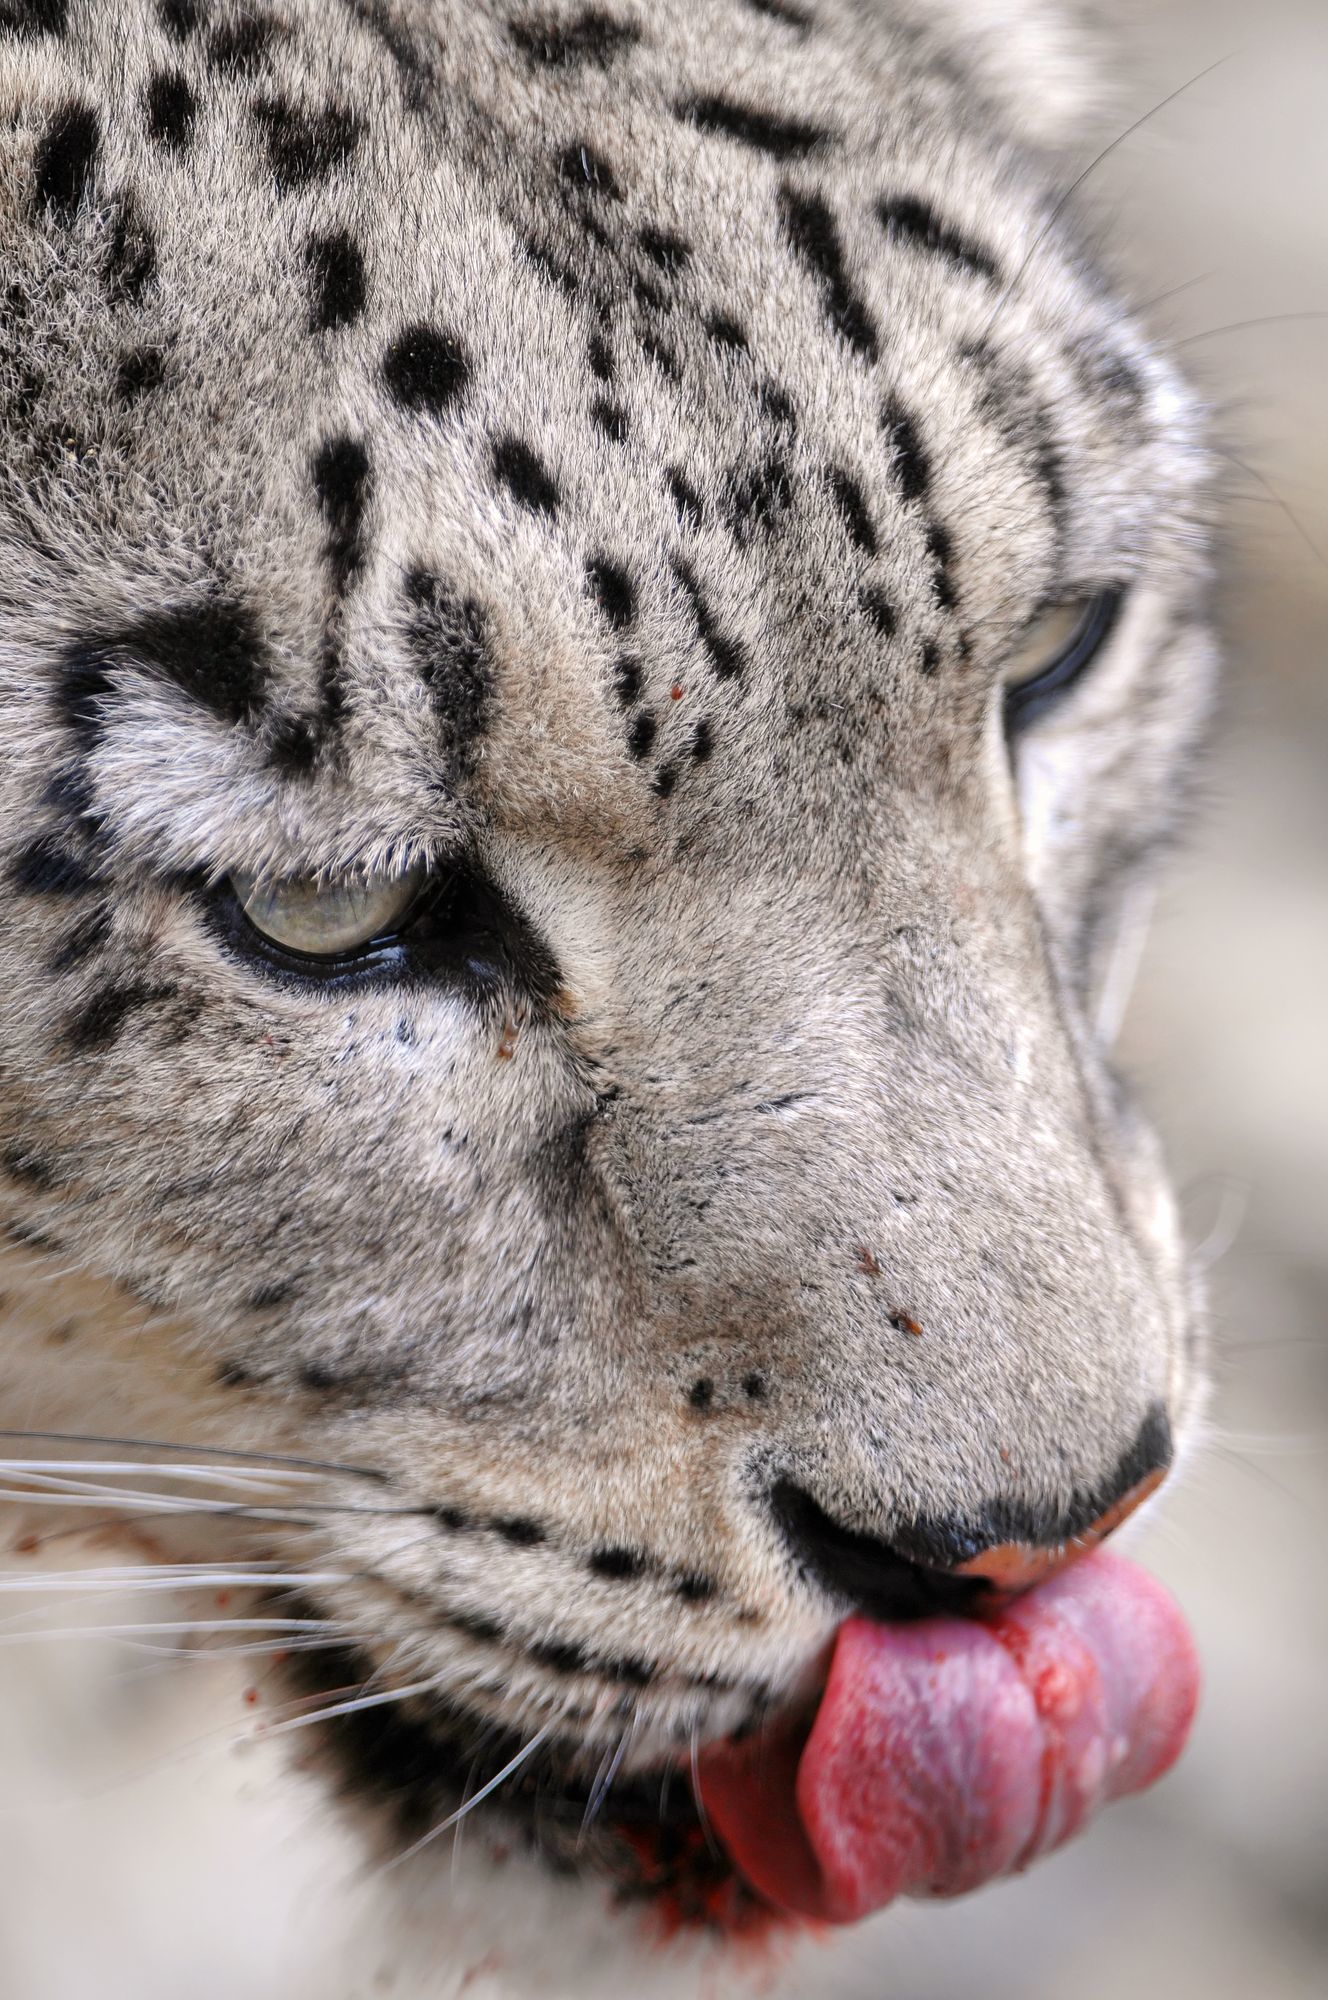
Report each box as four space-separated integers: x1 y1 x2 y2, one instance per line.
896 0 1116 153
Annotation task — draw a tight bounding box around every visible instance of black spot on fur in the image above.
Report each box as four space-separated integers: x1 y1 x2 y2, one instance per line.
312 435 372 593
509 10 640 66
306 230 368 331
688 1377 715 1410
3 1146 59 1192
217 1360 255 1388
585 558 635 631
589 1546 646 1581
691 718 714 762
144 69 197 150
524 238 578 296
56 646 114 746
492 436 560 515
671 558 745 680
340 0 433 99
50 904 112 973
628 711 657 760
676 1572 716 1602
926 521 956 610
405 570 494 776
157 0 200 36
742 0 811 23
207 14 277 72
667 466 704 529
881 398 930 502
382 323 470 416
679 95 829 158
743 1370 767 1400
706 313 748 354
728 455 792 542
653 763 678 799
777 185 877 360
33 101 99 218
859 586 896 637
1 1 69 35
63 981 168 1053
298 1362 340 1393
920 640 940 675
877 195 998 282
530 1638 590 1676
590 396 629 443
639 331 681 380
492 1516 545 1547
253 95 360 192
613 656 642 706
757 380 797 429
828 467 877 554
587 331 614 381
115 345 169 404
248 1280 300 1310
11 835 97 897
113 598 269 727
104 197 157 303
558 141 621 198
638 226 690 273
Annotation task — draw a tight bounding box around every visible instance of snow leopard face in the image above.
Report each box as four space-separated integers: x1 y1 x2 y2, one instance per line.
0 0 1214 1946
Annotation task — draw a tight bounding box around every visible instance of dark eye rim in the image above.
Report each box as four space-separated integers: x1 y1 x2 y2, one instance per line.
1003 588 1125 736
197 859 565 1010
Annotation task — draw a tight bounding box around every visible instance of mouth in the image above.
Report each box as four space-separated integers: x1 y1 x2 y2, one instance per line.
283 1548 1198 1939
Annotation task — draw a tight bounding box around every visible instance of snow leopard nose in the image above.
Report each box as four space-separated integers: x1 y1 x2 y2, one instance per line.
771 1405 1172 1619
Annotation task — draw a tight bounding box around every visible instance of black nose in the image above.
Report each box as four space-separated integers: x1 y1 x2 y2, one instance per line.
771 1405 1173 1620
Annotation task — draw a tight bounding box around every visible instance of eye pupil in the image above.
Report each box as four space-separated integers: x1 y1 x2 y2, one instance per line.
230 864 426 960
1002 590 1123 732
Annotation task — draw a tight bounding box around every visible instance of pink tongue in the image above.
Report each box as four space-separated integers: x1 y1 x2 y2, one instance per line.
698 1550 1199 1925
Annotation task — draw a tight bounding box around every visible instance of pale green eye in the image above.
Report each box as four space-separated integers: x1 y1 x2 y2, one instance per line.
1001 591 1122 730
1002 598 1102 691
230 864 427 958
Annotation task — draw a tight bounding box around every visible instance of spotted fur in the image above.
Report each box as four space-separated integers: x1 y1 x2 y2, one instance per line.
0 1 1215 1989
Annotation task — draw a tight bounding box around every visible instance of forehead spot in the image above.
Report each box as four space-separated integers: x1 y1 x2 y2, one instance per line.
678 95 831 160
104 195 158 303
777 183 878 362
705 312 748 354
305 229 368 332
3 0 69 34
158 0 201 38
492 436 561 516
115 345 170 403
828 466 878 555
557 141 622 199
207 14 279 75
33 101 100 218
670 558 745 681
144 70 197 152
859 586 896 638
590 396 629 444
638 226 691 273
585 557 636 631
405 570 494 777
627 710 657 760
881 398 931 502
311 434 372 594
509 10 641 68
253 95 361 193
877 195 999 284
382 323 470 415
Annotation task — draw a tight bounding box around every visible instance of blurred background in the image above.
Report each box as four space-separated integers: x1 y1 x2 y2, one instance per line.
1 1 1324 1994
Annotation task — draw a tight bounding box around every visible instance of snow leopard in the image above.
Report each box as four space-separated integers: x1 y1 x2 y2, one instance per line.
0 0 1216 1991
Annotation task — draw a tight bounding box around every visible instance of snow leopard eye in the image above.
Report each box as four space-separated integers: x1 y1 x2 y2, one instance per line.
1002 590 1123 732
229 864 428 960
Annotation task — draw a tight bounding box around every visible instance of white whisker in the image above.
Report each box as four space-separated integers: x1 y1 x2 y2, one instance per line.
382 1722 555 1874
260 1675 443 1738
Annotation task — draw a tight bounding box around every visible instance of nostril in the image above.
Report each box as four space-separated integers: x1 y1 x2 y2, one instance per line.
770 1479 993 1622
772 1404 1174 1620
